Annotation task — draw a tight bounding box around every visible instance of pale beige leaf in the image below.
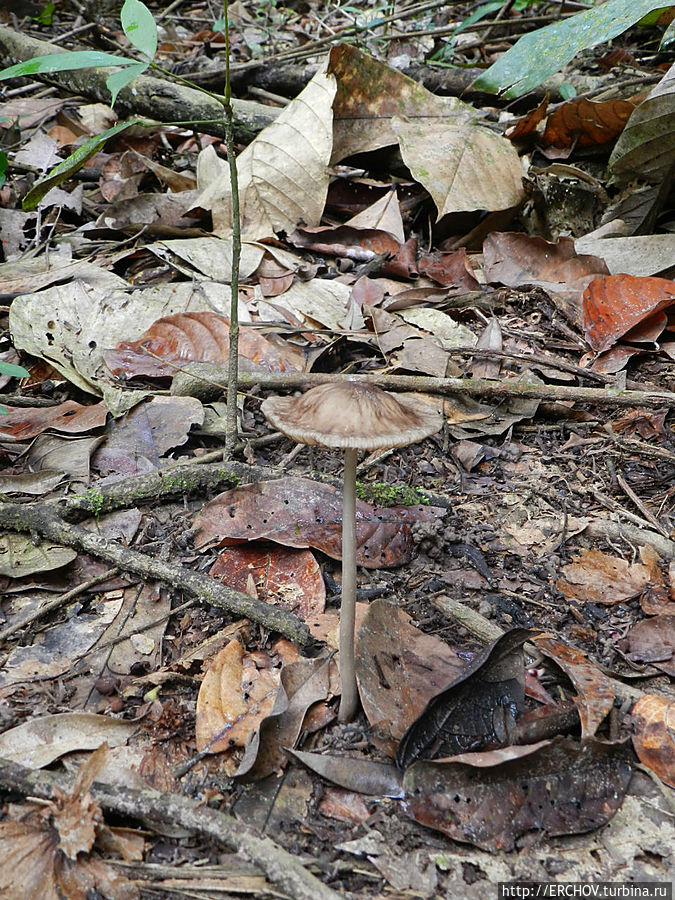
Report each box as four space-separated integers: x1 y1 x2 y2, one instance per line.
0 713 137 768
346 191 405 242
197 72 337 240
393 117 525 217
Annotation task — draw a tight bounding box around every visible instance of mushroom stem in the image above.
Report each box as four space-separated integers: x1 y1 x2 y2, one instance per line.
338 446 358 723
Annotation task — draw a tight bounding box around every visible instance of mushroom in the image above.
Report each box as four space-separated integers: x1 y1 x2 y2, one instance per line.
261 380 443 722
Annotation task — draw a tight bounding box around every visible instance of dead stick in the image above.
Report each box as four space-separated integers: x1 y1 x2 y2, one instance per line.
0 502 311 646
0 757 341 900
172 368 675 410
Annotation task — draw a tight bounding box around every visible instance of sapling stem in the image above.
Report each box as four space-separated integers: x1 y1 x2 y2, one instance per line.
338 446 358 723
222 0 241 457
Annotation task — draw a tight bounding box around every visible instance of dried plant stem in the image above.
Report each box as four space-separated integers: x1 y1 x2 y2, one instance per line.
222 0 241 456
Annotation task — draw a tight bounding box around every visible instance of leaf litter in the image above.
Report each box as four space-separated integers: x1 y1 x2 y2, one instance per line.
1 4 675 894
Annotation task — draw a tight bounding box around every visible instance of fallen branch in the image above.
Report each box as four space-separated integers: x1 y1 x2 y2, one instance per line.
171 366 675 410
0 26 278 141
0 501 312 646
0 757 341 900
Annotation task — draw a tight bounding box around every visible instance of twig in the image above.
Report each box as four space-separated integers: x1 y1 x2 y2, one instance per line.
224 372 675 409
0 501 312 646
616 473 669 538
0 757 342 900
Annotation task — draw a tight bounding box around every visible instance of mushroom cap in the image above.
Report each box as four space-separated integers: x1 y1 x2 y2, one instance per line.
261 381 443 450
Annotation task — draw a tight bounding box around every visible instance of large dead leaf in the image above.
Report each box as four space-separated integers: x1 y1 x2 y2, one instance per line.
393 117 525 217
148 236 265 281
239 655 335 780
104 310 301 380
0 713 137 768
583 273 675 353
610 60 675 185
401 738 632 851
329 44 476 162
195 72 336 240
355 600 465 756
92 396 204 474
542 97 637 150
0 400 108 440
0 533 76 578
483 232 608 288
621 615 675 676
396 629 532 769
9 280 240 404
192 477 445 568
534 636 614 738
195 639 282 771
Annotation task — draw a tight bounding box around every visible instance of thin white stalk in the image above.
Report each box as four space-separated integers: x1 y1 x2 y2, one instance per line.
338 447 358 723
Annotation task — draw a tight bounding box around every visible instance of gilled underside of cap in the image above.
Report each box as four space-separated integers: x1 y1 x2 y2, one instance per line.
261 381 443 450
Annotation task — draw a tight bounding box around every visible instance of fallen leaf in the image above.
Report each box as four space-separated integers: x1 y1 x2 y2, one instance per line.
195 640 281 771
210 544 325 619
535 636 614 738
355 599 465 756
621 615 675 676
193 477 445 568
401 737 631 851
0 400 108 440
557 549 652 605
396 629 532 769
104 311 300 380
583 273 675 353
631 694 675 787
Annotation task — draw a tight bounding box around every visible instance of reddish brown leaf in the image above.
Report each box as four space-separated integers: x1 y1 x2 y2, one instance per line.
355 600 465 756
535 636 614 738
209 544 325 619
417 248 480 289
289 225 401 260
641 585 675 616
583 274 675 353
557 549 652 605
400 738 632 851
0 400 108 440
104 311 301 380
193 477 445 569
507 95 549 142
483 232 608 287
621 615 675 676
542 97 636 150
318 787 371 824
631 694 675 788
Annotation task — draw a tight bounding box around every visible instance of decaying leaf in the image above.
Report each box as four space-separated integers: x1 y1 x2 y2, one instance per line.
401 738 632 852
631 694 675 787
557 548 652 605
535 636 614 738
193 477 445 568
209 544 326 619
396 629 532 769
195 639 282 771
355 600 465 756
